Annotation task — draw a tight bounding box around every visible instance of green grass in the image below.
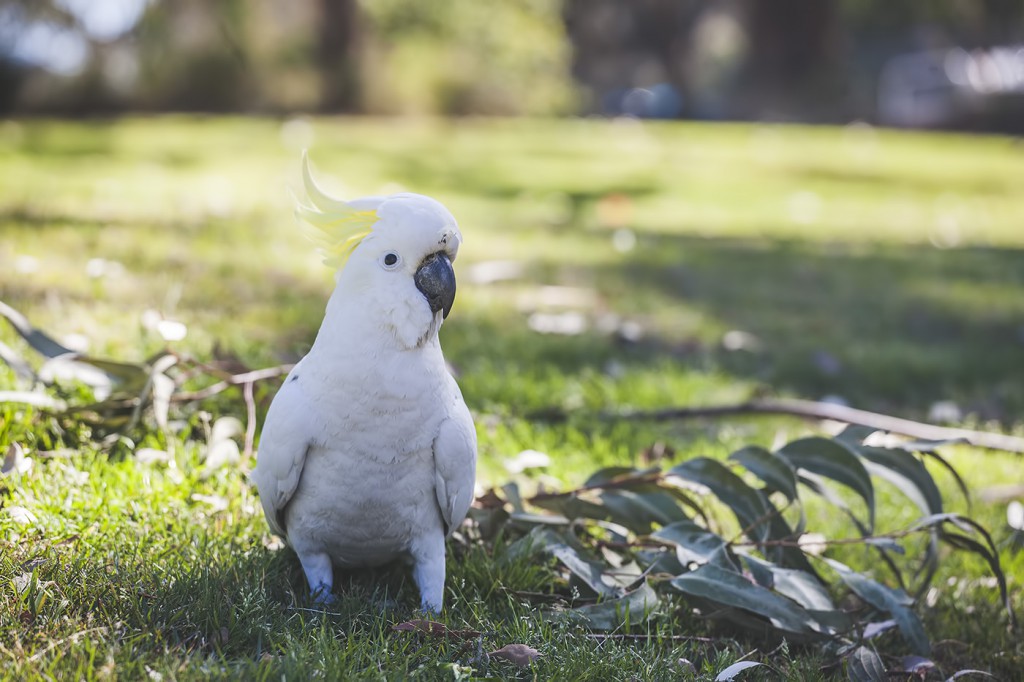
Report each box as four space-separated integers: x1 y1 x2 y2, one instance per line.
1 116 1022 679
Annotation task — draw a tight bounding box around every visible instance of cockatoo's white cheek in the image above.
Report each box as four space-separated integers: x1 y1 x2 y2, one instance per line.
390 295 436 349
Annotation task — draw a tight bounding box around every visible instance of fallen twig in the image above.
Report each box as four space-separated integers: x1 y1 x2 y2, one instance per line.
171 364 294 402
584 633 716 644
242 380 256 459
531 397 1024 455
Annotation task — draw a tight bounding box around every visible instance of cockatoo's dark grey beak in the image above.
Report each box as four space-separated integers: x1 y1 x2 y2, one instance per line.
415 252 456 319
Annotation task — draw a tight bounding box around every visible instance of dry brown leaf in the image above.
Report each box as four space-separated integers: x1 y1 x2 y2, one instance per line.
473 488 505 510
488 643 542 667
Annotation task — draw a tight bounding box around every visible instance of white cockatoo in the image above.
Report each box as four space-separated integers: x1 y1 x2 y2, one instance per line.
252 154 477 612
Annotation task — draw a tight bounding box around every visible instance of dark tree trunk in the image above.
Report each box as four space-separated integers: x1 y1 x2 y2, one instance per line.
741 0 844 120
318 0 361 113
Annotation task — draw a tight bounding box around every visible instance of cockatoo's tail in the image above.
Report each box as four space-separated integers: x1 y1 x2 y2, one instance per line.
296 152 380 269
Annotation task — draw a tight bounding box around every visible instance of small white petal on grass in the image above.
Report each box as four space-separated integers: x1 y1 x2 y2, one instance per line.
2 443 33 476
190 494 228 513
85 258 125 279
13 573 32 593
135 448 171 465
722 330 762 352
203 439 241 477
62 333 90 353
210 417 243 446
677 657 696 674
612 228 636 253
798 532 828 556
927 400 962 424
61 463 89 486
263 535 286 551
465 260 524 285
618 320 644 342
140 309 162 330
14 255 39 274
157 319 187 341
1008 501 1024 530
6 506 38 525
528 312 587 335
504 449 551 474
787 190 822 225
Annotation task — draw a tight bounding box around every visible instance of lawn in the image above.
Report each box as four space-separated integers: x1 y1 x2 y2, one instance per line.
1 116 1022 679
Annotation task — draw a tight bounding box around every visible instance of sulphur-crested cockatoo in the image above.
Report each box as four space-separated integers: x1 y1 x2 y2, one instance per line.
252 154 476 612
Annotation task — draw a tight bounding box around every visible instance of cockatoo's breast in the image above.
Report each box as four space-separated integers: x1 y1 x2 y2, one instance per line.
280 349 452 566
285 438 443 566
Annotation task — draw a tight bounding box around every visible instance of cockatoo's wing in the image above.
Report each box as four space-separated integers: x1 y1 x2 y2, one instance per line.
432 381 478 538
253 366 314 539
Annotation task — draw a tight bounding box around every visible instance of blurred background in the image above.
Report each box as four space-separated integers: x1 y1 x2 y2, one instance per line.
1 1 1023 426
3 0 1024 131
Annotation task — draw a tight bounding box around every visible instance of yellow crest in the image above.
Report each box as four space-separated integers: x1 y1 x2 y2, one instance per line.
296 152 379 269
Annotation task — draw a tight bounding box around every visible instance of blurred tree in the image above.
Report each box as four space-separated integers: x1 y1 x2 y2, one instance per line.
318 0 361 112
740 0 845 120
359 0 577 115
133 0 252 112
2 0 1021 124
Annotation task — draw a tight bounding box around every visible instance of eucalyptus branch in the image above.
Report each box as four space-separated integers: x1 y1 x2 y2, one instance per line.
530 398 1024 455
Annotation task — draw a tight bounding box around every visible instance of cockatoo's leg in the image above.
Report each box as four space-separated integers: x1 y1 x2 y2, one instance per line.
297 550 335 604
410 534 446 613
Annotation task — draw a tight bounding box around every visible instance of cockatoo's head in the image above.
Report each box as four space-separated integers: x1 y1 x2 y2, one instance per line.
297 153 462 349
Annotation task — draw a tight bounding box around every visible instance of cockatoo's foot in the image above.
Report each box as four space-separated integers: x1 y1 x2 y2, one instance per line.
411 535 446 614
311 586 337 606
297 550 335 605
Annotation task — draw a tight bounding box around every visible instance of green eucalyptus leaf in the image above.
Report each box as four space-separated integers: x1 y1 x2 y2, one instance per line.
834 425 878 445
535 488 688 534
668 457 773 543
856 446 943 517
823 558 929 656
558 583 659 631
653 520 737 570
502 482 525 513
583 466 658 487
729 445 798 502
0 340 36 381
741 555 837 612
915 516 1012 623
514 527 623 598
595 489 689 533
846 646 887 682
635 548 686 577
776 437 875 532
918 449 972 509
669 563 826 637
761 513 819 575
508 511 569 526
0 300 75 359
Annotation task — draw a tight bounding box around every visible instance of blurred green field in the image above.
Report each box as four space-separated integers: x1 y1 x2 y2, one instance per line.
1 117 1022 679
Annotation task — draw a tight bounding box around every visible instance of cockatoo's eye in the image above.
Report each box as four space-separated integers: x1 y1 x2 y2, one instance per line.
381 252 401 270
